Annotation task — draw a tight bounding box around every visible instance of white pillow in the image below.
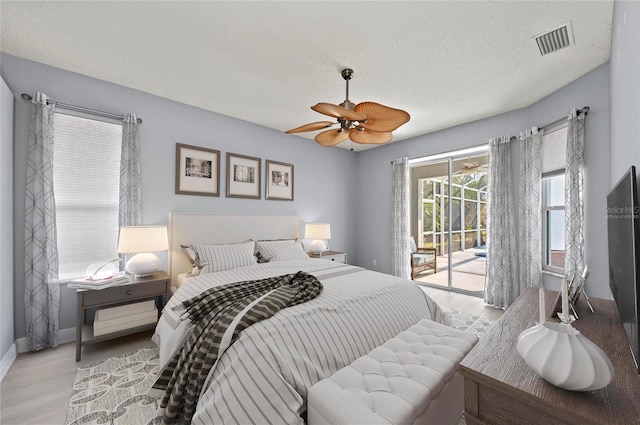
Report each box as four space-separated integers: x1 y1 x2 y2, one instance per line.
191 240 257 273
409 237 417 253
256 240 309 262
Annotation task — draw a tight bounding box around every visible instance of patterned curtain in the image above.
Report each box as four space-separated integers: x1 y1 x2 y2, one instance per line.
24 92 60 350
392 157 410 279
484 136 520 308
564 109 586 279
518 128 543 288
118 113 141 268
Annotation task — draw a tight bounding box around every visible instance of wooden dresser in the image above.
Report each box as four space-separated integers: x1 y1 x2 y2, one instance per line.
460 287 640 425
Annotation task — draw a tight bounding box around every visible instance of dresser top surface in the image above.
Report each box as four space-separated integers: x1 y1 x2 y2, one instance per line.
460 287 640 424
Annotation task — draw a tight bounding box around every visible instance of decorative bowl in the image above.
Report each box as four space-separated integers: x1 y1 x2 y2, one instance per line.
516 322 614 391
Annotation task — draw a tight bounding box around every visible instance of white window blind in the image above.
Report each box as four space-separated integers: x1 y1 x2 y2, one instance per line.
541 124 568 174
53 113 121 279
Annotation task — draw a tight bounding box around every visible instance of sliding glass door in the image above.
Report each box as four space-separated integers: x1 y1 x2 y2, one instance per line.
411 149 488 295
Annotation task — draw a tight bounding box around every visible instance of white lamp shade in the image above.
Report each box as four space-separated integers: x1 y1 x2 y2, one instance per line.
117 226 168 254
305 223 331 240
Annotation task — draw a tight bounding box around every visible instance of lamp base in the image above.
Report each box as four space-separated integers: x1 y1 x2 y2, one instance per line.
308 239 326 255
125 252 161 277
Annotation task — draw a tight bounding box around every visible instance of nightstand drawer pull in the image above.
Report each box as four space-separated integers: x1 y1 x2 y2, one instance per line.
126 289 133 295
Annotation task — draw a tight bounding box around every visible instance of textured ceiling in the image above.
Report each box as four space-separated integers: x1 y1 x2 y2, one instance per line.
0 1 613 151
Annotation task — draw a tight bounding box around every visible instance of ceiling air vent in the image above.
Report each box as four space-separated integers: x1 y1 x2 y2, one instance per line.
534 22 574 56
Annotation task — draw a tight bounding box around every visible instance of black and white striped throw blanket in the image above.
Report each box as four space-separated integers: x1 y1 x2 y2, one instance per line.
152 271 322 425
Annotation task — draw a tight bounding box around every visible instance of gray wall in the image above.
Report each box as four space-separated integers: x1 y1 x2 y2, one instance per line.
353 64 613 299
609 0 640 184
1 53 357 339
1 76 14 361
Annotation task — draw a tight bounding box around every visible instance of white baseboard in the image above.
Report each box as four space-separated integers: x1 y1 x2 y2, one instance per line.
15 327 77 354
0 343 17 382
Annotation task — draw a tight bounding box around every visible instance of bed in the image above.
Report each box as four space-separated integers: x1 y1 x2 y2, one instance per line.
152 213 457 425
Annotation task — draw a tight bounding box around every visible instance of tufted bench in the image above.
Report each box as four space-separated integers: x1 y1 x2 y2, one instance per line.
307 319 479 425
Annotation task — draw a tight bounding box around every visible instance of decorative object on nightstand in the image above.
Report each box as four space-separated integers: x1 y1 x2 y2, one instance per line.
117 226 168 277
305 223 331 254
84 258 120 280
516 279 614 392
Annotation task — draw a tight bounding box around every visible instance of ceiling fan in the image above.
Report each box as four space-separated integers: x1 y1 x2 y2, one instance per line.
455 161 489 175
285 68 410 147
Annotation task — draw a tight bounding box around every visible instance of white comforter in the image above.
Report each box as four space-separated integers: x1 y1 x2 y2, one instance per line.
153 259 449 425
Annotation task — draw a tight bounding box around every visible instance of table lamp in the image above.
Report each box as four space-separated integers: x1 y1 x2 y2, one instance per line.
305 223 331 254
117 226 168 277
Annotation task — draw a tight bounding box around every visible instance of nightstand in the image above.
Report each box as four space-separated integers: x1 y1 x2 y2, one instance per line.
308 250 347 264
75 270 170 361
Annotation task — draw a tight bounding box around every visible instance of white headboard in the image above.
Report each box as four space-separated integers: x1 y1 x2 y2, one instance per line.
168 213 300 284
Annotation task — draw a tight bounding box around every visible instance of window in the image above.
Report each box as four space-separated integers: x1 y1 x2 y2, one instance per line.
542 173 565 272
541 123 568 273
53 113 122 278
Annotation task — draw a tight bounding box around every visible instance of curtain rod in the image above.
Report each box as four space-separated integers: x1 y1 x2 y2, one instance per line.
539 106 589 130
391 105 591 164
20 93 142 124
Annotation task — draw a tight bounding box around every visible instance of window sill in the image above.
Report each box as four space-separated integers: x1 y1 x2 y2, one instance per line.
48 276 85 285
542 269 565 278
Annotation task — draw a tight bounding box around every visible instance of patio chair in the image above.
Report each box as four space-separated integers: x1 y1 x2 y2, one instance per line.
410 237 437 280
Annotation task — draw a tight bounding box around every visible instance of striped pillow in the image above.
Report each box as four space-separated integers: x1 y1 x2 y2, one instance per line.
256 240 309 262
252 238 297 263
191 241 257 274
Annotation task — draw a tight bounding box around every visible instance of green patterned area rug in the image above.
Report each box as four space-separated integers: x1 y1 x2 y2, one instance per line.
65 312 495 424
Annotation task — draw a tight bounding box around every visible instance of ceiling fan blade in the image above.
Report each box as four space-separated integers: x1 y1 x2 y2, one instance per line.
354 102 410 132
311 103 366 122
349 128 393 144
314 129 350 147
285 121 335 134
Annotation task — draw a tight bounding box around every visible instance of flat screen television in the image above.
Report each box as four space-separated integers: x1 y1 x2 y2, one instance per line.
606 165 640 373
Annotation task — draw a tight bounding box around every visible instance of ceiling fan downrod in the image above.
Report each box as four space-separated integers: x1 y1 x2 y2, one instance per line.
340 68 356 111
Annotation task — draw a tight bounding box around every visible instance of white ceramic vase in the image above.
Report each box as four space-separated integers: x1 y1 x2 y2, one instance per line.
516 322 614 391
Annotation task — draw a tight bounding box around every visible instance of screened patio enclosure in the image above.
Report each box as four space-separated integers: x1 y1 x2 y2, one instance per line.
419 174 487 255
410 152 488 294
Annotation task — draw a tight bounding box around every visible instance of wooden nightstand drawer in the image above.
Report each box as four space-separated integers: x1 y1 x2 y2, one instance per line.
81 280 168 307
308 250 347 264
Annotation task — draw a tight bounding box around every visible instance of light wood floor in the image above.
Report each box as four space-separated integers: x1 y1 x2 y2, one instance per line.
0 331 155 425
0 288 503 425
420 285 505 321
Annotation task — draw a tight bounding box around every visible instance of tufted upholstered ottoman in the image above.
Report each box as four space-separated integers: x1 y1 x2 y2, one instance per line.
307 319 479 425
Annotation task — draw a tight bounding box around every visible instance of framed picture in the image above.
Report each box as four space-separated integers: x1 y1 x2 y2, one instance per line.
226 153 261 199
175 143 220 196
265 160 294 201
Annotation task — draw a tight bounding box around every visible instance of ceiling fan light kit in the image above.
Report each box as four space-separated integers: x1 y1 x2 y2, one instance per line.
285 68 410 147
